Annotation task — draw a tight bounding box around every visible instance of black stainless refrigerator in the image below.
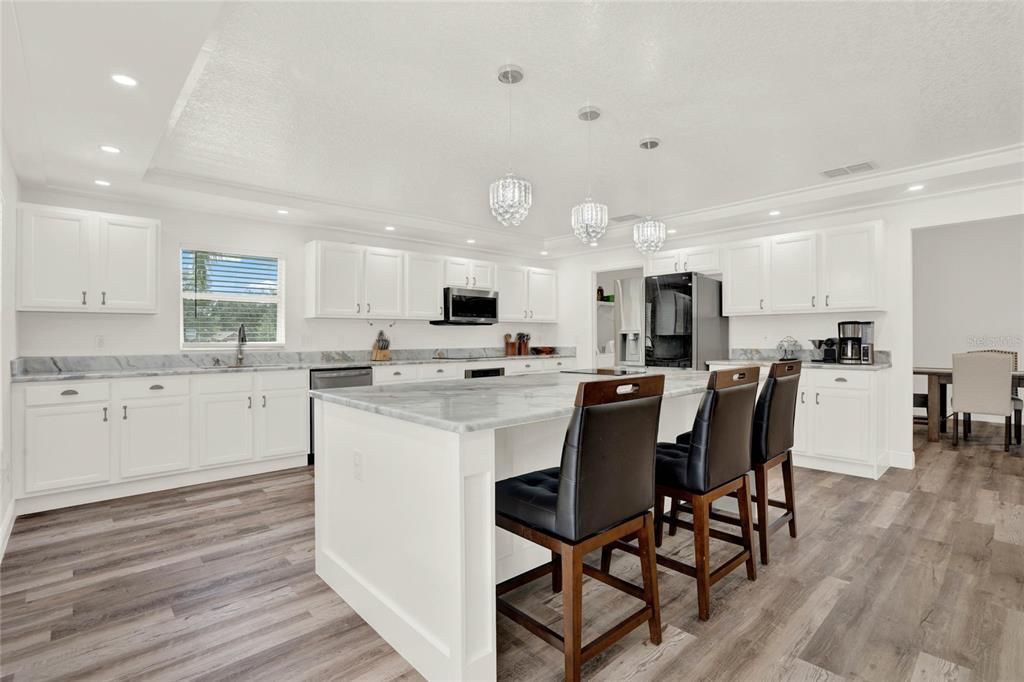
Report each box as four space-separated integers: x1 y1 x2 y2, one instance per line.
644 272 728 369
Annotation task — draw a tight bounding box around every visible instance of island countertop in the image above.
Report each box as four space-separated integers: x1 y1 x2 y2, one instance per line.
310 368 711 433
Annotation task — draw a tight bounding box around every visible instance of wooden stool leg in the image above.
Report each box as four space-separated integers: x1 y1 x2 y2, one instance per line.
654 494 665 547
782 452 797 538
964 413 971 440
551 550 562 593
737 475 757 581
668 497 680 536
952 412 959 446
1015 408 1022 445
692 493 712 621
561 544 583 682
599 545 612 573
1006 416 1012 452
754 464 770 565
637 512 662 644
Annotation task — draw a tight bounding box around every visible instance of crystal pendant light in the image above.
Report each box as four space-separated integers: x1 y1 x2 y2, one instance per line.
489 65 532 227
633 137 667 254
571 105 608 245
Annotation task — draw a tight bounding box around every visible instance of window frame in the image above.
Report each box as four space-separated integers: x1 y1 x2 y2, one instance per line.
178 244 286 350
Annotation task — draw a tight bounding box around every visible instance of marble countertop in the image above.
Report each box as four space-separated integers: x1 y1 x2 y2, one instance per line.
707 359 892 372
311 368 710 433
11 353 575 383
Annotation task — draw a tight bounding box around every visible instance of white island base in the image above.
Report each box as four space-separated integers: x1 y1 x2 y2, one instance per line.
313 385 702 681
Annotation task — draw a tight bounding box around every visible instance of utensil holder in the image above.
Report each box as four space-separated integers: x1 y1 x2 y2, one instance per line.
505 341 517 357
371 349 392 362
517 340 529 356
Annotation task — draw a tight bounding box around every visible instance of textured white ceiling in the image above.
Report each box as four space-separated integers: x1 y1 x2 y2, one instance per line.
4 1 1023 253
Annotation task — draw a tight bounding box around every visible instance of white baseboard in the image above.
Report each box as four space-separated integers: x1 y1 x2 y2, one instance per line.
888 449 916 470
0 499 15 564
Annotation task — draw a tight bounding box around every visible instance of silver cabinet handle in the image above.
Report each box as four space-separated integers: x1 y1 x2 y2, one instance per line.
367 303 372 314
393 370 402 376
811 295 816 307
673 261 678 272
556 361 562 366
523 310 528 319
436 368 444 373
472 276 477 286
835 377 848 383
815 392 820 405
356 303 361 313
61 389 79 396
149 384 164 391
262 395 267 408
524 364 531 368
825 294 830 307
800 391 805 404
759 298 764 310
247 396 252 409
465 276 469 285
101 291 106 305
122 405 128 420
81 291 87 305
102 407 108 422
683 261 688 271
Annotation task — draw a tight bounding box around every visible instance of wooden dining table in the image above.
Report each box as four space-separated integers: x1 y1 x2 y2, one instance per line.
914 367 1024 442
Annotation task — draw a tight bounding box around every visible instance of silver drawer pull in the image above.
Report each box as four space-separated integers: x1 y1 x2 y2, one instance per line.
81 291 87 305
149 384 164 391
393 371 402 376
436 368 444 373
834 377 848 383
60 389 79 396
123 405 128 420
102 407 108 422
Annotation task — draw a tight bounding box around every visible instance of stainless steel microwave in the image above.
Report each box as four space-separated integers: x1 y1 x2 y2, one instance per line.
435 287 498 325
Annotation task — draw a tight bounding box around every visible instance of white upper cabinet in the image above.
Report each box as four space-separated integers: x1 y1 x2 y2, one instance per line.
363 247 404 318
470 261 495 289
722 239 770 315
820 222 880 310
305 241 365 317
18 204 158 313
526 268 557 322
405 254 445 319
769 232 818 312
646 250 681 276
496 265 529 322
678 245 720 274
445 258 495 289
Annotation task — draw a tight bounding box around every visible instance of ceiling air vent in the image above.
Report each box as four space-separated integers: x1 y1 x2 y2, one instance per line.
610 213 643 223
821 161 876 179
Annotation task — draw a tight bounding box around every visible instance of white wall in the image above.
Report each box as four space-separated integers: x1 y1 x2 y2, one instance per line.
554 182 1024 462
1 136 19 544
16 188 558 356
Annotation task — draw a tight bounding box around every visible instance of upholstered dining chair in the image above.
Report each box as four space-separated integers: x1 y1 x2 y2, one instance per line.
951 352 1017 451
964 350 1022 446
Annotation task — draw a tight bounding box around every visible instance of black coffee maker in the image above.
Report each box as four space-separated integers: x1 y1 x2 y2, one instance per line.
809 338 839 363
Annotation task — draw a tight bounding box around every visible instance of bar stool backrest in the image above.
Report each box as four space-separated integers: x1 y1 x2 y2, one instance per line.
751 361 802 464
953 352 1013 417
686 366 760 493
556 375 665 541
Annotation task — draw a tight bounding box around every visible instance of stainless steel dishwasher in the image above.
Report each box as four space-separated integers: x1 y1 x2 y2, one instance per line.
309 366 372 464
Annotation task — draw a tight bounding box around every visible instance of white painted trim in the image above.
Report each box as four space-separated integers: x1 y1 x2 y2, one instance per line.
0 499 15 564
14 455 307 515
888 450 916 470
792 453 883 480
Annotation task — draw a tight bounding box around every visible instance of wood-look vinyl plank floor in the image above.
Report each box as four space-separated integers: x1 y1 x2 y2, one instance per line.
1 424 1021 681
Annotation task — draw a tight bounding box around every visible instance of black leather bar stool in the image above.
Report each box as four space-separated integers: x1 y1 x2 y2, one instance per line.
495 375 665 682
602 366 759 621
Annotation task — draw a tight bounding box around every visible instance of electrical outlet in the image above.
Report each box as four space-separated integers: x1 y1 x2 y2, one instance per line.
353 451 363 481
95 335 105 349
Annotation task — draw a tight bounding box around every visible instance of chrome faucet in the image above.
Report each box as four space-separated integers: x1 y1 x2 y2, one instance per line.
236 324 247 366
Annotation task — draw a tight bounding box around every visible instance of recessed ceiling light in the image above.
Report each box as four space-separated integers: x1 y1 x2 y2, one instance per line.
466 239 476 244
667 229 677 235
385 225 396 231
276 209 289 215
906 184 925 192
769 210 781 217
93 179 111 187
540 251 549 256
99 145 121 154
111 74 138 87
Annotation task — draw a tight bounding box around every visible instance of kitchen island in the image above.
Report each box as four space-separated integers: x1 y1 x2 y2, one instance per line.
310 368 713 681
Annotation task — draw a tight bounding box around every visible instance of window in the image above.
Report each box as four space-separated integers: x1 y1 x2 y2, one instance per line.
180 249 284 346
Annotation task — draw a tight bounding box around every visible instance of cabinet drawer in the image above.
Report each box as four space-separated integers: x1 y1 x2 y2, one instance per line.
118 376 189 399
547 357 576 372
373 365 417 384
416 363 468 381
813 370 871 390
256 370 308 391
25 381 110 406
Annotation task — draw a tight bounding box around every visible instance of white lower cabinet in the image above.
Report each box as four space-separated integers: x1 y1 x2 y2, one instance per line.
120 396 191 478
255 372 310 459
195 382 255 468
24 400 111 493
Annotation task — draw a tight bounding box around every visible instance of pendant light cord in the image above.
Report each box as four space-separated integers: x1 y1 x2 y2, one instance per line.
586 110 593 198
506 76 513 172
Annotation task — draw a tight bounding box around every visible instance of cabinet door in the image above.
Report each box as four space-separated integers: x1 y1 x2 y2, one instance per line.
469 261 495 289
496 265 528 322
363 247 404 317
256 388 309 459
647 251 680 276
24 402 110 492
309 242 364 317
722 240 769 315
196 391 255 467
18 206 93 311
792 382 812 454
405 254 445 319
444 258 472 287
527 269 557 322
769 233 818 313
680 246 720 274
812 388 871 462
121 396 190 477
821 224 879 310
96 216 159 313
